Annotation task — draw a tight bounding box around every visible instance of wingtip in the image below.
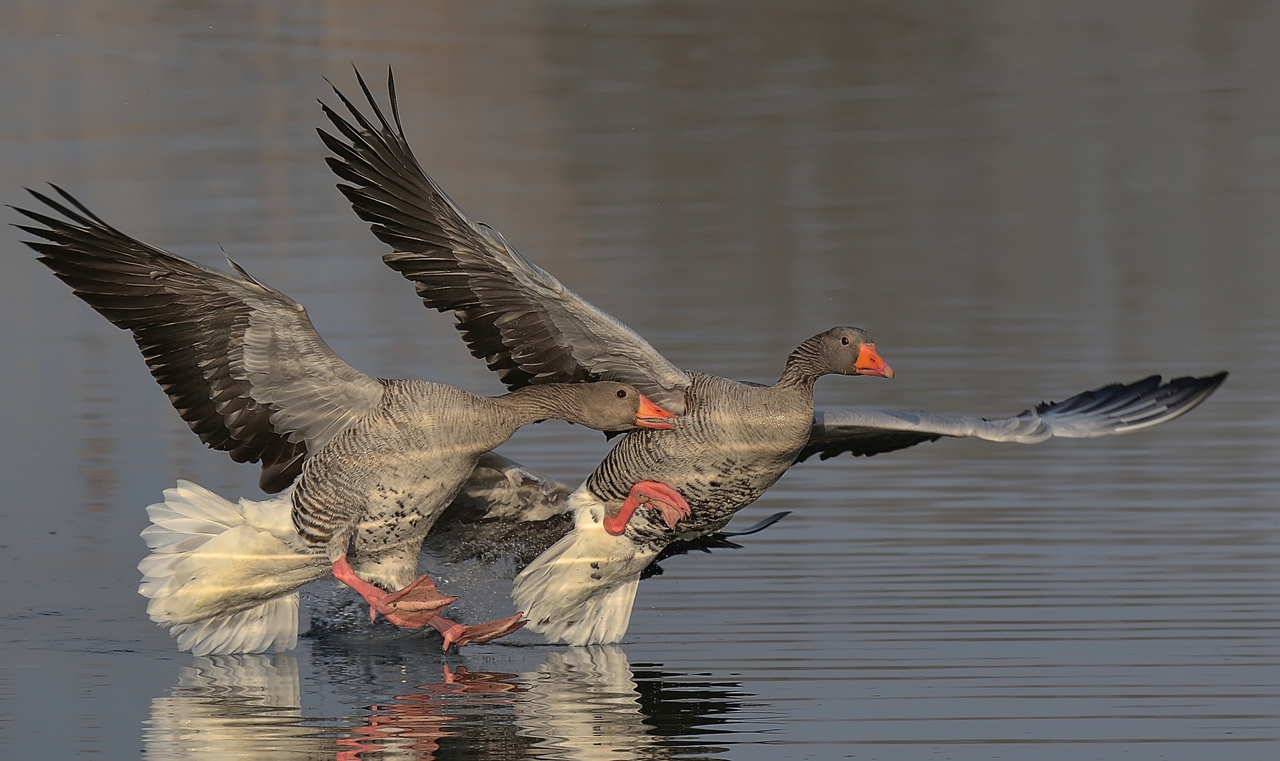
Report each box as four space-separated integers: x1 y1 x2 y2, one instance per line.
1183 370 1230 405
1170 370 1229 402
1102 371 1228 435
720 510 791 537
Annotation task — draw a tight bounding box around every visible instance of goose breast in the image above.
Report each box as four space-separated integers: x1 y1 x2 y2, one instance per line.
291 379 509 555
586 373 814 541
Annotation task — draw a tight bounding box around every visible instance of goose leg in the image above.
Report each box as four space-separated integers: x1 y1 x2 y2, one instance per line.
425 613 527 651
332 556 457 628
604 481 691 536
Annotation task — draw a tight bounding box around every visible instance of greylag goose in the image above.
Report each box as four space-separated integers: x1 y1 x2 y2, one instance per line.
318 69 1227 646
13 186 679 654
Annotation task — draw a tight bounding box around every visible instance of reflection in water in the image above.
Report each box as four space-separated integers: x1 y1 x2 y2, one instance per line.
143 646 755 760
336 665 526 760
519 647 663 760
520 646 759 761
9 2 1277 757
144 654 331 759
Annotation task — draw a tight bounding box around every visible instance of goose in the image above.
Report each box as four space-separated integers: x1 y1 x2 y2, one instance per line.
316 69 1227 646
139 453 778 655
13 186 681 654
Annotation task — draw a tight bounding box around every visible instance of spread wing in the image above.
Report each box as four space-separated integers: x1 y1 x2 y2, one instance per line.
316 67 691 414
14 186 385 492
423 453 576 567
426 454 786 576
798 373 1227 462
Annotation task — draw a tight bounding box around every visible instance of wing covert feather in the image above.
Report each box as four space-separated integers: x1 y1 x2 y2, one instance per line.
14 186 384 492
319 68 690 413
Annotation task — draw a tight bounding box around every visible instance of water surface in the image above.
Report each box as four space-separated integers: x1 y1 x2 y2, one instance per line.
2 2 1277 758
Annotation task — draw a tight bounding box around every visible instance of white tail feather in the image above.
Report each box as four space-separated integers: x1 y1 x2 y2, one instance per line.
513 488 656 646
138 480 328 655
170 594 300 657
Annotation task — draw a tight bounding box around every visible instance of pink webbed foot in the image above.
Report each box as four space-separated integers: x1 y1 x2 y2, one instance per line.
427 613 527 651
603 481 691 536
331 556 458 629
374 573 460 628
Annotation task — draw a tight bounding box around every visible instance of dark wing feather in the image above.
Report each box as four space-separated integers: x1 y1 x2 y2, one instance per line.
425 454 790 579
640 512 791 581
317 67 690 414
13 186 384 492
797 373 1227 462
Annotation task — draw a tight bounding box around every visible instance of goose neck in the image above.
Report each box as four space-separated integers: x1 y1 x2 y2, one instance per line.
497 384 579 427
777 340 827 390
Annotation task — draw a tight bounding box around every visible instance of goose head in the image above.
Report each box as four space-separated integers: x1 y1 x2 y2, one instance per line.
560 382 677 431
784 326 895 384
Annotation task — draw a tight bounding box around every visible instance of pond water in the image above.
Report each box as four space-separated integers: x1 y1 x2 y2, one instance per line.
2 2 1277 759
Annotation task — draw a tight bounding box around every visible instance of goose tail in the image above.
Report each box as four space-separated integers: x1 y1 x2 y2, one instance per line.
137 480 328 655
513 487 656 646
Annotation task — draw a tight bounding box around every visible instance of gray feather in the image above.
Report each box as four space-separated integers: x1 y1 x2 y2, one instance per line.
798 373 1228 461
318 68 690 414
14 185 385 492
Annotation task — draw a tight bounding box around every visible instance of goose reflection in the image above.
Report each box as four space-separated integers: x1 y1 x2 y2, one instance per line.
334 664 525 760
518 645 742 761
145 654 329 759
145 646 753 760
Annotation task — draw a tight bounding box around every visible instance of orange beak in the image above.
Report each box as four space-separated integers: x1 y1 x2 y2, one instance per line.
854 343 895 379
635 394 677 429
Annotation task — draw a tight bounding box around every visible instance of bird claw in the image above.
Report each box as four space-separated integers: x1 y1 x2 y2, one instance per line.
638 488 692 529
329 558 457 628
604 480 691 535
333 560 520 640
432 613 527 651
370 573 458 628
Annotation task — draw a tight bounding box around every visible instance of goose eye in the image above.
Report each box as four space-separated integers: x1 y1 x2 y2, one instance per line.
616 389 628 399
840 336 850 346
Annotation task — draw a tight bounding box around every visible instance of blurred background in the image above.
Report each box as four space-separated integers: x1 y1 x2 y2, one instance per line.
1 2 1277 759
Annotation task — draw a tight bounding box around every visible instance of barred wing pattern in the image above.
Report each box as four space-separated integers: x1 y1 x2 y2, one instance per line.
15 186 385 492
317 68 691 414
799 373 1227 462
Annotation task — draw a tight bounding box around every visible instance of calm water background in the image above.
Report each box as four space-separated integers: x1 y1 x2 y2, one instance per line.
2 2 1277 758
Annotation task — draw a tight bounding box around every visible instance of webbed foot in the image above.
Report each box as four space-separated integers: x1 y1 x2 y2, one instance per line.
428 613 527 651
331 557 457 628
604 481 691 535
